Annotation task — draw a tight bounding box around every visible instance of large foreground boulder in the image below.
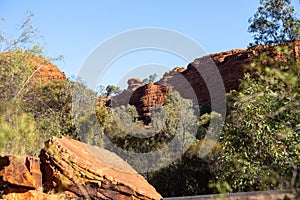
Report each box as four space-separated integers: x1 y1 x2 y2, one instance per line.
39 137 162 200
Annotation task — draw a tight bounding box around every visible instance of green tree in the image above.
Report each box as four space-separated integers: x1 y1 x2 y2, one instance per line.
103 91 223 197
103 91 198 158
142 73 158 84
21 79 77 138
248 0 300 46
0 52 35 102
105 85 121 96
214 47 300 193
71 79 105 145
104 104 154 153
148 112 223 197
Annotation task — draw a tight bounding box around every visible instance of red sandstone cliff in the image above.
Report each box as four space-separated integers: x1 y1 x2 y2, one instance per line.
109 39 300 121
129 83 169 124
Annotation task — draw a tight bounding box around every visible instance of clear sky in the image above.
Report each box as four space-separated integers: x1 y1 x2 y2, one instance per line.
1 1 300 89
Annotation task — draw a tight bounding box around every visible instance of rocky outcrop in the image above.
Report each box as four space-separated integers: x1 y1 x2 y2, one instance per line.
110 40 300 119
129 83 170 124
103 78 144 108
28 55 66 82
0 137 162 199
107 48 253 118
157 40 300 108
106 82 170 124
155 48 251 110
0 156 42 195
39 137 162 200
0 52 66 82
127 78 143 90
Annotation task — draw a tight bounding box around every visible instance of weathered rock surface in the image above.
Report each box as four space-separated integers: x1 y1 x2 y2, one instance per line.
0 138 162 199
1 190 63 200
28 55 66 82
157 39 300 108
0 156 42 195
155 48 251 111
127 78 143 90
39 137 162 200
0 52 66 82
109 40 300 119
100 78 143 108
129 83 170 124
107 48 253 118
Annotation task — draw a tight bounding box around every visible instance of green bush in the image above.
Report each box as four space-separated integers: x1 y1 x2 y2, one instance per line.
0 102 43 156
214 46 300 193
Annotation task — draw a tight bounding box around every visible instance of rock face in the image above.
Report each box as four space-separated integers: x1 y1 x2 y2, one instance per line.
109 40 300 119
39 137 162 200
28 54 66 82
157 40 300 108
156 49 252 108
0 52 66 82
107 82 170 124
0 138 162 199
108 49 253 118
127 78 143 90
129 83 170 124
103 78 144 108
32 60 66 82
0 156 42 194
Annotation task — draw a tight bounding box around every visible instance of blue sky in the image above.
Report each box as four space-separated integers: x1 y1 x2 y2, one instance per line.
1 1 300 89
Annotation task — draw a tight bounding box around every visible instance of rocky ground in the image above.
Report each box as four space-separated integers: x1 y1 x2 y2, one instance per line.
0 137 162 200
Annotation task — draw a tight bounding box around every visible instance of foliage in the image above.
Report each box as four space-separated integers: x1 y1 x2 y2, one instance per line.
105 85 121 96
148 147 218 197
77 109 104 147
95 105 111 129
71 79 105 146
214 46 300 193
0 52 34 102
0 101 43 156
0 11 43 53
148 111 223 197
104 105 158 153
248 0 300 46
102 91 224 197
0 13 80 156
142 73 158 84
20 79 77 139
103 91 199 158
